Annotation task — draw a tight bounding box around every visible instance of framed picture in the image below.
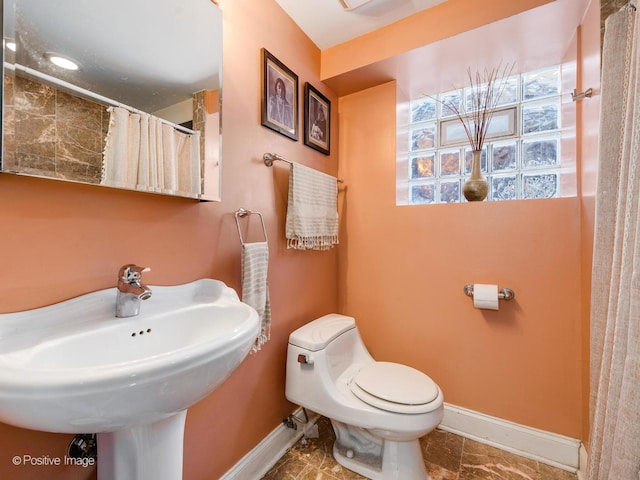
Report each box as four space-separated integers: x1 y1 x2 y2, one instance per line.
304 83 331 155
261 48 298 141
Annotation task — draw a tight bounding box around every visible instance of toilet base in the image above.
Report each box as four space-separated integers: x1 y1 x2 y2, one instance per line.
330 420 429 480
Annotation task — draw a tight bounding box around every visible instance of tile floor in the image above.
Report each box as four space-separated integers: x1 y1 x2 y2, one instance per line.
261 417 578 480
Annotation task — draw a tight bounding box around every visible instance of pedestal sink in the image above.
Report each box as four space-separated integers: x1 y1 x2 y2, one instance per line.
0 279 260 480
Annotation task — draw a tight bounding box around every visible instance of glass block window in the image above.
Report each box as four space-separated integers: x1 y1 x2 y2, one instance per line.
400 65 567 204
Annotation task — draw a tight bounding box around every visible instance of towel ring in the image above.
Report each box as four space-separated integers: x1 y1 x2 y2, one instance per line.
234 208 268 245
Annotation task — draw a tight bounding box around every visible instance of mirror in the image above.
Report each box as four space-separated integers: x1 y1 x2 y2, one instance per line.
1 0 222 201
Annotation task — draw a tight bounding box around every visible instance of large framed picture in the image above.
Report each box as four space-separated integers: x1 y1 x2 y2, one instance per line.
261 48 298 141
303 83 330 155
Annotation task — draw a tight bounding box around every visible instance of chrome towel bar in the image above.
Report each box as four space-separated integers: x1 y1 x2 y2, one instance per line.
263 152 344 183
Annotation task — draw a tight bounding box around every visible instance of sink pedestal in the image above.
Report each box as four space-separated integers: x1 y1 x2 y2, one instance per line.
97 411 187 480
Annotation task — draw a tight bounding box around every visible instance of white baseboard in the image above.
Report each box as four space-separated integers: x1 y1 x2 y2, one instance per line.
577 443 589 480
220 408 319 480
222 403 582 479
440 403 581 473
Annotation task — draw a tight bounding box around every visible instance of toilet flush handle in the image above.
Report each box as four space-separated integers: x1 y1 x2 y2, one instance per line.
297 354 314 365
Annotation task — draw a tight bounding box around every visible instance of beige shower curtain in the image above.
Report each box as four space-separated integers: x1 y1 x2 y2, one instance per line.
101 106 201 198
588 3 640 479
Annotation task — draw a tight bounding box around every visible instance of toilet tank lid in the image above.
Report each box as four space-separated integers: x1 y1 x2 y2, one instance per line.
289 314 356 351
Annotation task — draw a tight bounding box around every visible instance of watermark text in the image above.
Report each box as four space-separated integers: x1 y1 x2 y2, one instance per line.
12 455 95 468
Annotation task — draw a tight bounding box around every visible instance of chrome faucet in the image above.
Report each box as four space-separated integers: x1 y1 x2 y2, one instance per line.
115 264 152 318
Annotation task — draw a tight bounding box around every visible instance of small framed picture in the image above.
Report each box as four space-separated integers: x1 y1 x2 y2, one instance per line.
261 48 298 141
304 83 330 155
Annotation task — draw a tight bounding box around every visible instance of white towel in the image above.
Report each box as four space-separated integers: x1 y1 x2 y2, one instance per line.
241 242 271 352
285 163 339 250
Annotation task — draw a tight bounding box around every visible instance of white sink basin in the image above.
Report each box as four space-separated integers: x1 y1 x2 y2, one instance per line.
0 279 259 480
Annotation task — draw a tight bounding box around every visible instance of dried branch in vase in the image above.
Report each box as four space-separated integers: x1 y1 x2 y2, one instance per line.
434 62 516 151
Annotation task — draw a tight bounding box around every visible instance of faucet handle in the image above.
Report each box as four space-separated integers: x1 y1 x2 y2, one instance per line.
119 264 151 283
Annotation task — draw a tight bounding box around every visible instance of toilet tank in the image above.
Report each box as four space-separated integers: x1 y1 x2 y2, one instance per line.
287 314 372 385
288 314 356 352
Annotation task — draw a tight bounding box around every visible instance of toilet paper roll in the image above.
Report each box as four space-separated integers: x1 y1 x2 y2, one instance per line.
473 284 499 310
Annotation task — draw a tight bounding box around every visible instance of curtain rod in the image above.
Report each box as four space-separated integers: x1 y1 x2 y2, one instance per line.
7 62 198 136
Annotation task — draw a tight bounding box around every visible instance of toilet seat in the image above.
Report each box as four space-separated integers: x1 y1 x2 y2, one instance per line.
349 362 440 414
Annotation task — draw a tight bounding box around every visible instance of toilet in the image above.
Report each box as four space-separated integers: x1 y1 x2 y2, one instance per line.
285 314 444 480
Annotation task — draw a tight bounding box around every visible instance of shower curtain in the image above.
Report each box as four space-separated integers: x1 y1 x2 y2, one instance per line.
588 3 640 479
101 106 201 197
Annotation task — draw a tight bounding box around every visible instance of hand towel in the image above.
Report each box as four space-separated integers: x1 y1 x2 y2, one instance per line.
285 163 339 250
241 242 271 352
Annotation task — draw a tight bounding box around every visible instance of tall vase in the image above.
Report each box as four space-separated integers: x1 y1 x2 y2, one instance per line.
463 149 489 201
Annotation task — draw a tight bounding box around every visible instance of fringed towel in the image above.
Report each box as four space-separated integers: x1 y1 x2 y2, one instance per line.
241 242 271 353
285 163 339 250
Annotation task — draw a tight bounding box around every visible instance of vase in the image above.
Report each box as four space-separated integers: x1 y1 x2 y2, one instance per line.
463 149 489 201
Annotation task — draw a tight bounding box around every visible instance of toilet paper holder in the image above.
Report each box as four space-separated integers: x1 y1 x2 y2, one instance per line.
463 284 515 301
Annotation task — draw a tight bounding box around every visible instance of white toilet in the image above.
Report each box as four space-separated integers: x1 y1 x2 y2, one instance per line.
285 314 444 480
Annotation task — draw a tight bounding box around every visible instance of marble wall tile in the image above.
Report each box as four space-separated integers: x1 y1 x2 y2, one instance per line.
2 74 16 170
56 90 103 130
14 108 57 175
15 76 56 116
193 89 206 166
3 74 107 183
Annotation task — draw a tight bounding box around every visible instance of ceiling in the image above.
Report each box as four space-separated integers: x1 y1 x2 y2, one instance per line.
274 0 448 50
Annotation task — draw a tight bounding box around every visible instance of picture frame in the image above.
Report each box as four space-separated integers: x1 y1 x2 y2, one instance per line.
261 48 298 141
304 83 331 155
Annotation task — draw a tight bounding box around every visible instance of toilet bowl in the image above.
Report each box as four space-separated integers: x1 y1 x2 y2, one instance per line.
285 314 444 480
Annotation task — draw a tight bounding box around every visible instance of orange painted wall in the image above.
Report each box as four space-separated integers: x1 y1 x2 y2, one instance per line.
0 0 338 478
338 81 582 437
